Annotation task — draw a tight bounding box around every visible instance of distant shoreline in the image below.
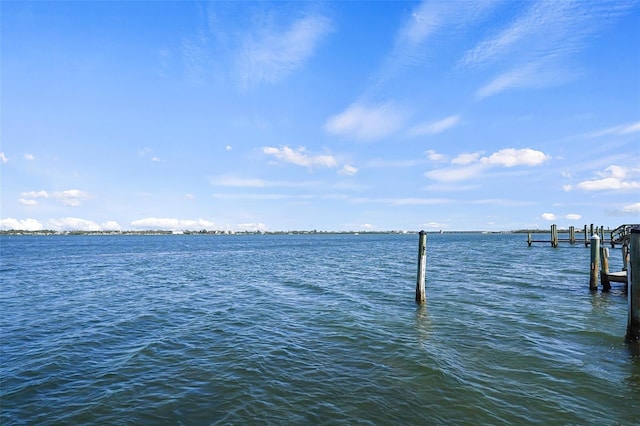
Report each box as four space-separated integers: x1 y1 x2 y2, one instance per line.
0 228 606 236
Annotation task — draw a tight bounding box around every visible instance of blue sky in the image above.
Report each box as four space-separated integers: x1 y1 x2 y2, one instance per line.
1 0 639 232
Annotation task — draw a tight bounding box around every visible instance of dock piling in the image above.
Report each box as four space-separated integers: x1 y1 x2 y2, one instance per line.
584 225 589 247
626 228 640 343
590 234 600 292
551 224 558 248
415 230 427 304
600 246 611 292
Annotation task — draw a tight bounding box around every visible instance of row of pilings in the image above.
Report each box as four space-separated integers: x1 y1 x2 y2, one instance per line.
416 228 640 344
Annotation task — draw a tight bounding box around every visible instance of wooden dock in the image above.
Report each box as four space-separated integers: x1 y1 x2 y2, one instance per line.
527 224 636 248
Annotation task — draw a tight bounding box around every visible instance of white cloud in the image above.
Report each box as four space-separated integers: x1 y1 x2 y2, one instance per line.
424 164 485 182
18 199 38 206
452 152 480 165
49 217 101 232
237 222 268 232
58 189 90 206
324 103 407 141
425 148 549 183
0 218 43 231
226 145 233 151
262 146 338 169
408 115 460 136
0 152 7 163
237 14 333 89
542 213 556 221
339 164 358 176
480 148 549 167
131 217 217 231
24 153 35 160
101 221 122 231
623 203 640 214
22 190 49 198
19 189 89 206
578 177 640 191
425 150 447 162
576 165 640 192
566 213 581 220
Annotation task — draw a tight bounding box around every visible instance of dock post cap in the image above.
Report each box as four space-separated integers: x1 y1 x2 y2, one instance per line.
419 230 426 235
590 234 600 240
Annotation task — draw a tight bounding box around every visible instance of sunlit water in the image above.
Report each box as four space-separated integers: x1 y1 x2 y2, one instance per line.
1 233 639 425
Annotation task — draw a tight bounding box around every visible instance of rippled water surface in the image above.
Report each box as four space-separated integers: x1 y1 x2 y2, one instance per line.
2 233 639 425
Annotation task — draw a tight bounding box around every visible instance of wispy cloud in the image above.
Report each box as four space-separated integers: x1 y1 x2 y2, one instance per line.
425 164 486 182
262 146 338 169
338 164 358 176
574 165 640 192
212 193 295 201
408 115 461 136
586 121 640 138
236 14 333 90
452 152 481 165
0 152 8 164
209 175 320 188
465 1 636 98
378 0 495 83
19 189 90 207
623 202 640 214
324 102 407 141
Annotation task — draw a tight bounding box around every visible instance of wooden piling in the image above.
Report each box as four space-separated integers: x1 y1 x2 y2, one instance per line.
623 242 629 271
416 230 427 304
527 232 532 247
584 225 589 247
600 246 611 292
569 226 575 244
589 234 600 292
626 228 640 342
551 224 558 248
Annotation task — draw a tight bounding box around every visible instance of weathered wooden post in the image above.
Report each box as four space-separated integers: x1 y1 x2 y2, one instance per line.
590 224 595 238
551 224 558 248
623 242 629 271
626 227 640 342
590 234 600 291
569 226 575 244
600 246 611 292
416 230 427 304
527 232 532 247
610 228 616 249
584 225 589 247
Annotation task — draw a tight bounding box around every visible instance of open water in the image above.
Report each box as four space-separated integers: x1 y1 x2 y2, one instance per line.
1 233 639 425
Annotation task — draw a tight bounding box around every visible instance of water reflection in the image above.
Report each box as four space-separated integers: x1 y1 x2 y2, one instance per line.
415 304 430 344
